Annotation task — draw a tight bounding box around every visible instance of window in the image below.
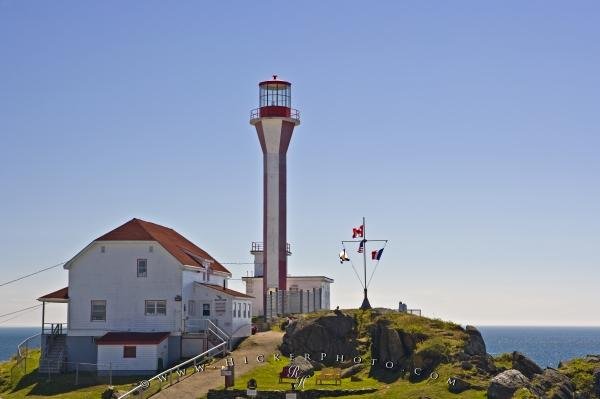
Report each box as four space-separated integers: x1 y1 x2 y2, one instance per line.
100 246 106 253
248 304 251 317
237 303 241 318
145 300 167 316
202 303 210 316
123 346 137 358
137 259 147 277
188 300 196 317
91 300 106 321
243 303 247 318
232 302 236 317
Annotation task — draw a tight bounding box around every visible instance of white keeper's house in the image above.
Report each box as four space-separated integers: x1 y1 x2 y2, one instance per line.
37 218 253 375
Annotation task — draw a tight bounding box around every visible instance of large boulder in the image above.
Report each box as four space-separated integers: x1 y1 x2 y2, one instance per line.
530 368 574 399
512 351 543 379
447 376 472 394
487 369 530 399
370 320 424 371
370 321 408 367
280 313 358 365
464 325 487 356
466 354 498 375
289 355 314 378
594 367 600 396
410 341 450 381
340 364 364 379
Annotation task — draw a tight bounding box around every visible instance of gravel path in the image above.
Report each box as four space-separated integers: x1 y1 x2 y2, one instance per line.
151 331 284 399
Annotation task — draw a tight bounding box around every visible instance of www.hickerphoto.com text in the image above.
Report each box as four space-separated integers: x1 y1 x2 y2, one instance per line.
216 352 461 385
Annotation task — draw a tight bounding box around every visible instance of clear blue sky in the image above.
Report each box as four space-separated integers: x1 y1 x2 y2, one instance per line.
1 1 598 326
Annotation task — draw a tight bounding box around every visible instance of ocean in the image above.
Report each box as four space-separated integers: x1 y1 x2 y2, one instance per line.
0 327 40 362
478 326 600 368
1 326 599 367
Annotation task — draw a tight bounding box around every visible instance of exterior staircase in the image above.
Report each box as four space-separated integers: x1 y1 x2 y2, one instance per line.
206 333 223 350
39 335 66 374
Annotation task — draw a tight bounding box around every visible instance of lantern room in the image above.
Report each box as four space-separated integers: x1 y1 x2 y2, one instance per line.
251 75 299 120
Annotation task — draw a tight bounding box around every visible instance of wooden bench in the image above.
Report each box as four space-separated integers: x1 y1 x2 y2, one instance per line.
315 368 342 385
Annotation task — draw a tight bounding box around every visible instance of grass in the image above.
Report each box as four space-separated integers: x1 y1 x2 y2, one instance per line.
0 349 161 399
558 357 599 397
227 310 491 399
231 354 379 392
493 353 513 371
229 358 488 399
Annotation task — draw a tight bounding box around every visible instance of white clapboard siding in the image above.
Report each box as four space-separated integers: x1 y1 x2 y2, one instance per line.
97 340 168 371
68 241 182 335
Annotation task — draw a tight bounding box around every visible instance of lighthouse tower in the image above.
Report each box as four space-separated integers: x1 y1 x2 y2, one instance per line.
250 76 300 312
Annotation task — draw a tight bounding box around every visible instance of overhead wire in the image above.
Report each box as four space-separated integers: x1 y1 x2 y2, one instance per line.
0 304 43 319
0 305 42 325
0 261 66 288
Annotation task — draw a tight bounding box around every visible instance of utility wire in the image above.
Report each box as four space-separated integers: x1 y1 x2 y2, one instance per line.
0 306 41 325
0 261 66 288
0 304 42 319
220 262 257 265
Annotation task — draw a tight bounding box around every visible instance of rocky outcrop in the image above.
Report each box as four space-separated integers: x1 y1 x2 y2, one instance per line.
472 354 497 374
530 368 575 399
456 325 498 376
289 355 315 377
457 351 497 375
594 367 600 396
369 320 423 372
487 369 530 399
280 313 358 366
512 351 543 379
447 376 472 394
370 321 409 367
411 350 448 381
464 325 486 356
340 364 364 379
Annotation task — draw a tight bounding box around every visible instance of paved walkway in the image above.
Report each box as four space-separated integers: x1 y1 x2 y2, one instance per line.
152 331 284 399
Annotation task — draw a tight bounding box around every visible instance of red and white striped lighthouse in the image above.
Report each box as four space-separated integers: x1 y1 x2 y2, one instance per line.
250 76 300 311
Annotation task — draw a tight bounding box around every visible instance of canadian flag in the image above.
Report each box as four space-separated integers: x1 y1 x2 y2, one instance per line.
352 225 364 239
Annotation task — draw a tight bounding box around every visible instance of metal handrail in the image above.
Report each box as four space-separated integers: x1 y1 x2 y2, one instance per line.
10 332 42 384
16 333 41 358
118 320 230 398
117 341 227 399
250 108 300 120
251 241 292 254
206 320 229 341
42 322 67 335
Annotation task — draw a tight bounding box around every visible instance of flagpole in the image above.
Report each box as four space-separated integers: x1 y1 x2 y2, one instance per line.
363 216 367 288
360 216 372 310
